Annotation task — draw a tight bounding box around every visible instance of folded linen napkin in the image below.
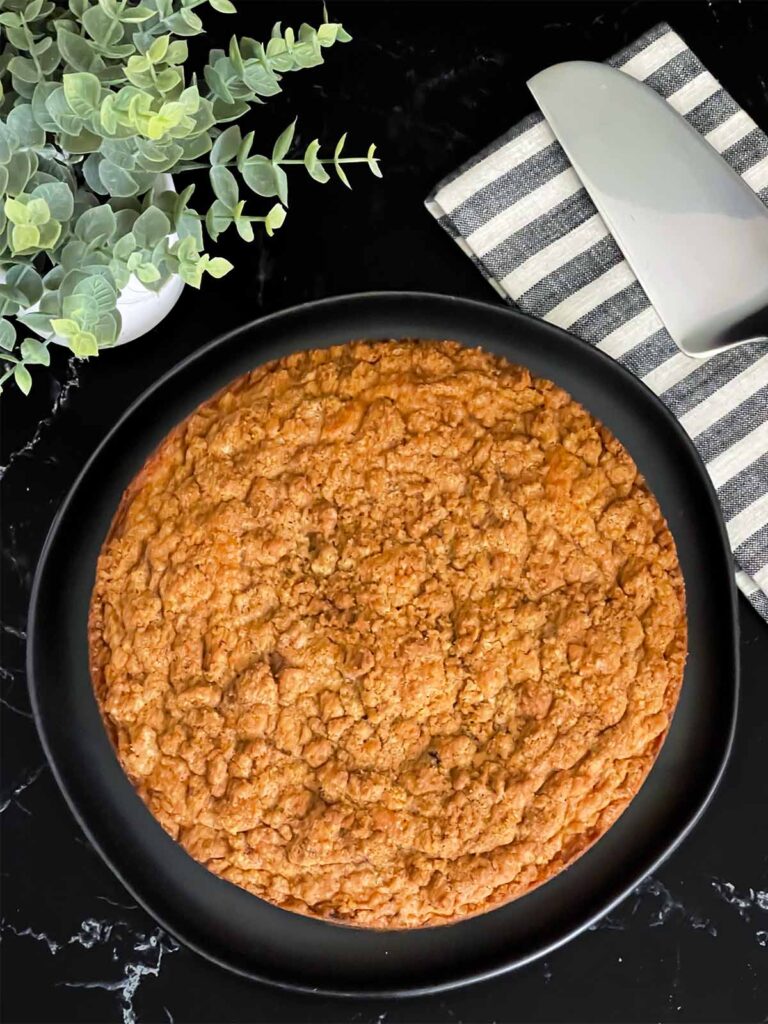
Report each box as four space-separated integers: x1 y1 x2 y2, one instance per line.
426 22 768 623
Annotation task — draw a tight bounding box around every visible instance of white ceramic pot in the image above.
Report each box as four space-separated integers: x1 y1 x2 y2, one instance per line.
108 268 184 346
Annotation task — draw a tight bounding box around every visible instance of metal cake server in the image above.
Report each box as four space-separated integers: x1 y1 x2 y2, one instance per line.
527 61 768 358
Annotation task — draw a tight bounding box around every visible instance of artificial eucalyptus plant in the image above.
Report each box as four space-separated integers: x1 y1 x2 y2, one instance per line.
0 0 380 395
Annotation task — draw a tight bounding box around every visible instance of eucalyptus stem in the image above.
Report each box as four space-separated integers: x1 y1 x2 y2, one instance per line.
280 157 371 165
175 156 375 174
19 15 44 80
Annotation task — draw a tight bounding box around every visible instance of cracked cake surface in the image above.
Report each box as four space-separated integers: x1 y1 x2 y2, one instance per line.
89 339 687 928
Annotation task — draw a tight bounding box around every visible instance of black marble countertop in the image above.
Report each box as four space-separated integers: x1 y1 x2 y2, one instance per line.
2 3 767 1022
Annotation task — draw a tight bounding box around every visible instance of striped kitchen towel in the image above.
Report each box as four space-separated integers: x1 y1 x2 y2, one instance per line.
426 22 768 623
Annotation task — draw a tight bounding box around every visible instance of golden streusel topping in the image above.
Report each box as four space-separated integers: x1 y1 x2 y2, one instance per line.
90 340 686 928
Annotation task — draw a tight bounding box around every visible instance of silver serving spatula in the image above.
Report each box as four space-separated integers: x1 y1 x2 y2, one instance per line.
527 61 768 358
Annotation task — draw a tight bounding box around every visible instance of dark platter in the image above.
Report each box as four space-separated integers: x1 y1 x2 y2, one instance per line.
27 291 738 997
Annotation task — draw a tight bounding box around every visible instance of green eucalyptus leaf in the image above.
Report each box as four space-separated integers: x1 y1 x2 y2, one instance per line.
178 258 204 288
166 40 188 65
8 56 41 85
155 67 182 94
31 82 60 131
241 155 279 198
187 97 215 134
177 210 203 248
316 22 339 46
61 239 87 268
46 86 84 134
4 197 29 226
210 97 250 123
7 105 45 148
38 292 60 315
13 362 32 394
101 138 139 170
366 143 382 178
147 34 170 64
136 261 161 283
11 223 40 253
69 329 98 357
274 164 288 205
82 153 107 194
75 203 116 244
241 61 281 99
59 127 102 154
82 5 121 47
33 37 54 59
63 72 101 118
206 256 233 278
37 219 62 249
42 262 65 289
112 231 136 259
6 264 44 307
62 293 95 325
272 119 296 163
209 164 238 210
113 206 139 235
0 167 8 196
36 152 77 189
0 292 23 318
56 24 99 72
333 132 351 188
236 133 253 175
134 138 183 172
211 124 241 165
92 310 119 347
209 0 236 12
178 133 212 161
175 236 197 262
25 197 51 226
73 274 117 313
6 149 38 196
108 261 130 289
0 318 17 351
17 310 54 337
233 214 253 239
303 138 330 183
100 160 139 197
204 198 231 241
25 0 46 20
204 63 234 104
58 267 90 299
32 181 75 222
99 93 118 134
20 337 50 365
179 85 200 116
133 206 170 247
0 124 16 165
50 317 79 338
119 3 155 23
228 34 245 74
4 24 30 51
264 201 286 236
165 7 203 36
37 42 62 77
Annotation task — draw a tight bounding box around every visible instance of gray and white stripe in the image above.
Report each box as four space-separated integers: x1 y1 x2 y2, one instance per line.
426 23 768 622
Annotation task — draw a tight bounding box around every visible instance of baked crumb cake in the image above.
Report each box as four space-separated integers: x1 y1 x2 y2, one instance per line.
89 340 687 928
